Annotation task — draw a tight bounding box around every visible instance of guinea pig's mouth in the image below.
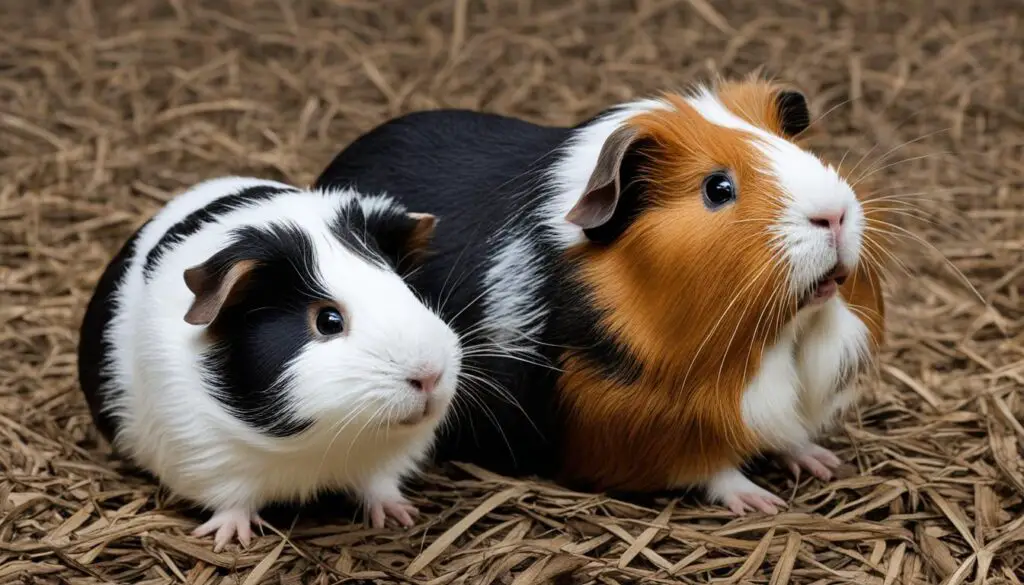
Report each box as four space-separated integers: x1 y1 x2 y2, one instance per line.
396 400 435 427
800 264 850 308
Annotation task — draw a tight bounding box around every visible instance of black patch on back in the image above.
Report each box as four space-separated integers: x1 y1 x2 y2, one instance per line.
776 90 811 137
143 185 298 279
580 138 657 246
199 222 328 438
78 221 151 444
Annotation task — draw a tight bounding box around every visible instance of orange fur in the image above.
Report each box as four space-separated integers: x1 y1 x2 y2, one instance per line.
714 79 806 141
556 94 794 491
554 84 887 493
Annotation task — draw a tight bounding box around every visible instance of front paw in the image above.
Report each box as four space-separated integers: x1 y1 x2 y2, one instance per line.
784 443 842 481
365 497 419 529
192 507 264 552
706 467 787 516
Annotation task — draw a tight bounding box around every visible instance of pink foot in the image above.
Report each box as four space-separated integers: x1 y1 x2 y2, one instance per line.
366 498 419 529
707 467 787 516
192 508 263 552
785 444 842 481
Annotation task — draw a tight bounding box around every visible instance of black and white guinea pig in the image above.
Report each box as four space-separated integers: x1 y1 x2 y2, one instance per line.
313 78 888 515
77 177 462 551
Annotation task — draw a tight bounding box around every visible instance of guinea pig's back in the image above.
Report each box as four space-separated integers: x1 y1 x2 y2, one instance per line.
315 110 569 214
314 110 570 324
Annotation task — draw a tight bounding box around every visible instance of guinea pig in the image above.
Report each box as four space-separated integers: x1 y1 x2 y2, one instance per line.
77 176 462 550
311 77 888 515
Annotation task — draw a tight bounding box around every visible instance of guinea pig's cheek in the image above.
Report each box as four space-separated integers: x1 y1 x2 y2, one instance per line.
432 385 457 414
839 241 860 271
839 212 865 267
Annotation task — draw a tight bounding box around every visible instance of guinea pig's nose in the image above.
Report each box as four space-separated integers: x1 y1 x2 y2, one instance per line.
407 370 443 394
809 210 846 242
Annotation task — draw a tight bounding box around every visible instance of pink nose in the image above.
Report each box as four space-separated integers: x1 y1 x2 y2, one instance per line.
407 371 442 394
809 210 846 242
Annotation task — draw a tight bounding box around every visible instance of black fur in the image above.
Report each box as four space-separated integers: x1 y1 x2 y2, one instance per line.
776 91 811 137
198 222 326 438
142 184 298 279
549 271 644 386
313 109 647 478
77 222 150 444
328 198 426 276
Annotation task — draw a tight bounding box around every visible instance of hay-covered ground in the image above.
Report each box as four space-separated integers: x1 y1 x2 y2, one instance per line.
1 0 1022 583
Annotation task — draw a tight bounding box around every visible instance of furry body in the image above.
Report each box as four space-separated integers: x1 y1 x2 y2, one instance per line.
313 80 886 512
78 177 462 548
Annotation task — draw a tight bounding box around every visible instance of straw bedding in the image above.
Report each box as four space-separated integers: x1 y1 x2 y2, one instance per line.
1 0 1022 583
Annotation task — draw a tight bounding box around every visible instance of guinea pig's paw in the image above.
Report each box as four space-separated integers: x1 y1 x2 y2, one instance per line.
366 498 419 529
192 507 260 552
707 468 787 516
784 443 842 482
721 489 787 516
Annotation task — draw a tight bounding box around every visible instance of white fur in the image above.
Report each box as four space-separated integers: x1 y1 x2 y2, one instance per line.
539 87 876 505
705 466 784 514
100 177 462 521
478 231 550 353
740 298 870 453
716 298 869 509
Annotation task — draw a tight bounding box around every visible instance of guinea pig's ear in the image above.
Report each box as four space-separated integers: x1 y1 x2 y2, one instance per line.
565 125 645 232
775 89 811 138
371 211 438 273
403 212 438 254
182 258 258 326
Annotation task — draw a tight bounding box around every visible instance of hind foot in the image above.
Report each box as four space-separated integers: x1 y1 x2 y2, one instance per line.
192 507 264 552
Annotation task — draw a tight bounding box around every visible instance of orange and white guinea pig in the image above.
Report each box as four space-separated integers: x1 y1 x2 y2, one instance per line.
313 77 888 514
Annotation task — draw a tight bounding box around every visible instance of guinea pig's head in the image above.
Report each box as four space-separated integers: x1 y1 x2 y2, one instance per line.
564 79 885 372
182 193 461 440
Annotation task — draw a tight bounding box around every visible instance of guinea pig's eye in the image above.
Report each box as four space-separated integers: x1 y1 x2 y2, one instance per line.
701 172 736 209
315 307 345 336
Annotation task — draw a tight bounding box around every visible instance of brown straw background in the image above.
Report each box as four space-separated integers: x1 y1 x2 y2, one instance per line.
1 0 1022 583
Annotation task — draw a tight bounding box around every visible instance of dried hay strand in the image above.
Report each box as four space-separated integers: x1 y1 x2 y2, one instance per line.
1 0 1022 583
